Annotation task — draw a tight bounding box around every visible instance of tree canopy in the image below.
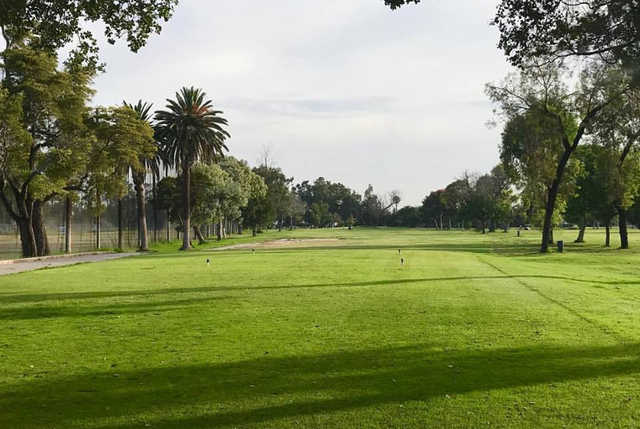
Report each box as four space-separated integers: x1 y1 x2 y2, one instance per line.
0 0 179 69
493 0 640 77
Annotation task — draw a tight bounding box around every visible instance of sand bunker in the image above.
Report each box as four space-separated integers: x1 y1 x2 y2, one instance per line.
215 238 341 251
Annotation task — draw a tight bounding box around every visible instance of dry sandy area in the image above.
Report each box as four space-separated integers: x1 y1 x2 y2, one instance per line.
215 238 341 251
0 252 137 276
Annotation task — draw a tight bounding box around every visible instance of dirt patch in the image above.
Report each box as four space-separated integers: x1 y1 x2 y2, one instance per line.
215 238 341 251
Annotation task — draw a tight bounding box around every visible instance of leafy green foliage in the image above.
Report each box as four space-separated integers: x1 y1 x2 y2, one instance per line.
493 0 640 80
0 40 96 256
85 106 155 214
1 0 179 69
384 0 420 10
155 87 230 170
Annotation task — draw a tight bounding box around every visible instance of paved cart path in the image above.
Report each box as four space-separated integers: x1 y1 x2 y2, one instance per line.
0 252 137 276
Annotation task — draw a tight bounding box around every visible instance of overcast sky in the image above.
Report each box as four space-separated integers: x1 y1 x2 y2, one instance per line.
91 0 512 206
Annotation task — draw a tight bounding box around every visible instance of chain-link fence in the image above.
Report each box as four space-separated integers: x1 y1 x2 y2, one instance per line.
0 189 177 260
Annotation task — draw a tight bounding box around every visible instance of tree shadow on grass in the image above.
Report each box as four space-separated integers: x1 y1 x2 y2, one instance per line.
2 274 639 309
0 296 232 321
1 342 639 428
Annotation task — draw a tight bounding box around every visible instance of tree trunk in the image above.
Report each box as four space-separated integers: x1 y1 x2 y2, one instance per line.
181 164 191 250
252 226 257 237
95 187 101 249
548 228 554 245
96 212 101 249
118 198 124 250
134 175 149 251
166 210 170 241
605 223 611 247
64 195 72 254
32 201 50 256
194 225 206 244
618 206 629 249
216 220 222 241
541 147 574 252
17 218 37 258
575 225 586 243
153 173 158 243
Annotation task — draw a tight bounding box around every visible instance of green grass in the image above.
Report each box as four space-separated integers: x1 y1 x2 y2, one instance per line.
1 227 640 428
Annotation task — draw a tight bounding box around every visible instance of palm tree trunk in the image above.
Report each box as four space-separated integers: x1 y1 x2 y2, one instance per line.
134 176 149 251
153 173 158 243
181 164 191 250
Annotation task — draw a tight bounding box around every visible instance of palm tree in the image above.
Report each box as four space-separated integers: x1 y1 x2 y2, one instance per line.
154 87 230 250
123 100 161 251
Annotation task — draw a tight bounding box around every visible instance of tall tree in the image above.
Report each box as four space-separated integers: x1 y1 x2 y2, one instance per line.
488 62 629 252
420 190 446 229
253 164 292 231
85 106 155 250
0 40 93 257
241 175 269 237
155 87 230 250
591 91 640 248
123 100 160 251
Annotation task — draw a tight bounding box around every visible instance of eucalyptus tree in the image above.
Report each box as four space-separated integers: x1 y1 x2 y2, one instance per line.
564 146 601 243
219 157 261 236
0 40 93 257
487 61 630 252
590 90 640 248
420 190 446 229
123 100 160 251
361 185 385 226
241 175 269 237
155 87 230 250
253 164 293 231
85 106 155 249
